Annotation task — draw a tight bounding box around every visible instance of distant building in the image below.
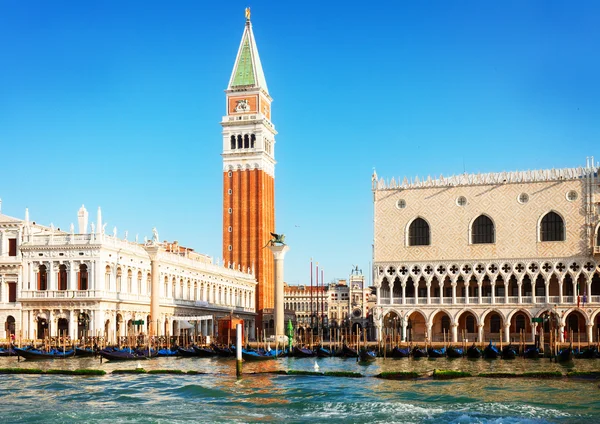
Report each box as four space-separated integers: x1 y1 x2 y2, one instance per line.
0 205 257 342
283 269 373 340
372 158 600 344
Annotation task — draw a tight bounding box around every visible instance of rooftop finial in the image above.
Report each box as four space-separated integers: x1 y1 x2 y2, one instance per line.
245 7 251 21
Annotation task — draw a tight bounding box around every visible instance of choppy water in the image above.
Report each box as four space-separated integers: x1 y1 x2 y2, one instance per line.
1 356 599 423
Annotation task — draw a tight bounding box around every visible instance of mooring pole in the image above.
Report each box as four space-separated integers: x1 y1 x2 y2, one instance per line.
236 323 242 378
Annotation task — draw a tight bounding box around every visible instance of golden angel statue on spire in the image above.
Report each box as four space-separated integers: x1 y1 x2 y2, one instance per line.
245 7 251 20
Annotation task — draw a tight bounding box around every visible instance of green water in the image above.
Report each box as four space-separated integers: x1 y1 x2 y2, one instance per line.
1 356 599 423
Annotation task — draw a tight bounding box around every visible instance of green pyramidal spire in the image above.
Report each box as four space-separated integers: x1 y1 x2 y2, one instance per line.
228 15 269 93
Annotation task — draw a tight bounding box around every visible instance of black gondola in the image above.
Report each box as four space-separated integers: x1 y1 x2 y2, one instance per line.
14 347 75 360
501 345 517 359
293 346 315 358
338 344 358 358
557 346 573 362
178 346 200 357
483 342 499 359
575 347 597 359
358 349 377 362
316 346 333 357
523 346 540 359
427 347 446 358
75 347 96 357
466 344 482 358
446 346 463 358
192 346 216 357
99 349 147 361
0 346 16 356
212 344 234 357
390 347 410 358
411 346 427 358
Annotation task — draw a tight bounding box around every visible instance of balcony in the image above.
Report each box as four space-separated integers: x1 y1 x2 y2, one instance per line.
594 246 600 255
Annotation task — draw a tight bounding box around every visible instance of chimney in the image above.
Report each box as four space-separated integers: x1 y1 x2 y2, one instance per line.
78 205 89 234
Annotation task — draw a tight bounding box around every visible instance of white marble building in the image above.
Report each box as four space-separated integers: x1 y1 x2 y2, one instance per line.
372 157 600 344
0 204 257 342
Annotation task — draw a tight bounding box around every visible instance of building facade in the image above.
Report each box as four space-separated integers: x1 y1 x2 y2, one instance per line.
221 12 276 331
372 158 600 344
0 205 257 342
284 270 373 338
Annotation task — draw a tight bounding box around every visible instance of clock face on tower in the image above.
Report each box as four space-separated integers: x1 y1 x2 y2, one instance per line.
235 99 250 112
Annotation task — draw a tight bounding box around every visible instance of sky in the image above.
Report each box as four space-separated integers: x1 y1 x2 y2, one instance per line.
0 1 598 286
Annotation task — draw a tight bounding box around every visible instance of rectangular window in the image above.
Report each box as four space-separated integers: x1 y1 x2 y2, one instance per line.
8 238 17 256
8 282 17 302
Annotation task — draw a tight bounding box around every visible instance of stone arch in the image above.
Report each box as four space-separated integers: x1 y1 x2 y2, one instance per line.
469 213 496 244
562 307 590 326
405 216 431 247
455 308 480 337
405 309 427 342
429 309 454 342
538 210 566 242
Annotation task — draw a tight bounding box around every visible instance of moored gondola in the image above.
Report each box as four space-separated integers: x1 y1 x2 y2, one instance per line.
14 347 75 360
242 348 276 361
390 346 411 358
178 346 200 357
338 344 358 358
523 346 540 359
411 346 427 358
157 347 179 357
427 347 446 358
212 344 234 357
483 341 499 359
575 347 597 359
446 346 463 358
358 349 377 362
316 346 333 357
293 346 315 358
0 346 16 356
99 349 147 361
501 345 517 360
557 345 573 362
466 344 482 359
75 347 96 357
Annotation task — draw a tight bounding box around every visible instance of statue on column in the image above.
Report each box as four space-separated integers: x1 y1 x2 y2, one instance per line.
152 227 159 245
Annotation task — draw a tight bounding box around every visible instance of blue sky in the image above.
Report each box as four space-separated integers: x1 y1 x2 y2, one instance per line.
1 1 598 285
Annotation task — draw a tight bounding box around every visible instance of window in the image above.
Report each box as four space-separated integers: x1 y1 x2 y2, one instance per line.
230 135 236 150
408 218 430 246
38 265 48 291
8 238 17 256
58 265 67 291
471 215 495 244
79 264 88 290
8 283 16 303
518 193 529 204
566 190 578 202
250 134 256 148
396 199 406 209
540 212 565 242
456 196 467 207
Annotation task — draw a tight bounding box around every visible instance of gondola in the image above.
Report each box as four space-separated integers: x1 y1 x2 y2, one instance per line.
358 349 377 362
14 347 76 360
575 347 597 359
316 346 333 357
446 346 463 358
293 346 315 358
337 344 358 358
390 346 410 358
241 349 276 361
157 347 179 357
411 346 427 358
192 346 216 357
427 347 446 358
99 349 148 361
75 347 96 357
466 344 482 359
557 346 573 362
483 341 500 359
212 344 234 357
0 346 16 357
523 346 540 359
501 345 517 360
178 346 200 357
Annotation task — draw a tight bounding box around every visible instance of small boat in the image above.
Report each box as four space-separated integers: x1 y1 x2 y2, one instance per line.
483 342 500 359
358 349 377 362
157 347 179 357
466 344 482 359
446 346 463 358
99 349 147 361
14 347 75 360
241 349 275 361
427 347 446 358
390 347 410 358
411 346 427 358
316 346 333 357
523 346 540 359
338 344 358 358
192 346 216 357
212 344 234 357
575 347 597 359
0 346 16 357
501 345 517 360
557 346 573 362
293 346 315 358
178 346 200 357
75 347 96 357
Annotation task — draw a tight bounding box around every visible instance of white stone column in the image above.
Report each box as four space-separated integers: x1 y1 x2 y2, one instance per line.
504 280 509 304
477 323 484 343
69 311 77 340
545 281 550 304
426 322 432 342
517 280 523 304
401 283 406 305
491 283 496 304
426 282 431 305
268 244 290 340
146 245 162 338
451 323 458 343
559 323 565 343
389 280 394 304
413 281 418 304
587 324 593 343
49 310 56 337
439 281 444 305
68 262 77 291
532 277 537 304
451 282 457 305
558 280 563 304
48 262 56 291
504 322 511 344
464 281 470 304
90 260 95 291
477 281 483 304
402 319 408 342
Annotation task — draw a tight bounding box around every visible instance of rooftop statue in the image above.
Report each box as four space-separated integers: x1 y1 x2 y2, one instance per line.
266 232 285 247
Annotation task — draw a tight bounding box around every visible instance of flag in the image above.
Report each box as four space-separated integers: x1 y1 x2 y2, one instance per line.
577 295 580 308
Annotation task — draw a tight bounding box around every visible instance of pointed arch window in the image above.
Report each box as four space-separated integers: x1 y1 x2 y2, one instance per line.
408 218 430 246
237 135 243 149
250 134 256 148
230 135 236 150
540 212 565 242
244 134 249 148
471 215 495 244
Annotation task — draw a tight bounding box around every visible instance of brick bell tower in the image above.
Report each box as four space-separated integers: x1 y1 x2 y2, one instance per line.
222 9 276 333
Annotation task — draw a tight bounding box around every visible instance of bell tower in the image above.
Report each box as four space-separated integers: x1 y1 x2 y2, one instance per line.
222 9 276 330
